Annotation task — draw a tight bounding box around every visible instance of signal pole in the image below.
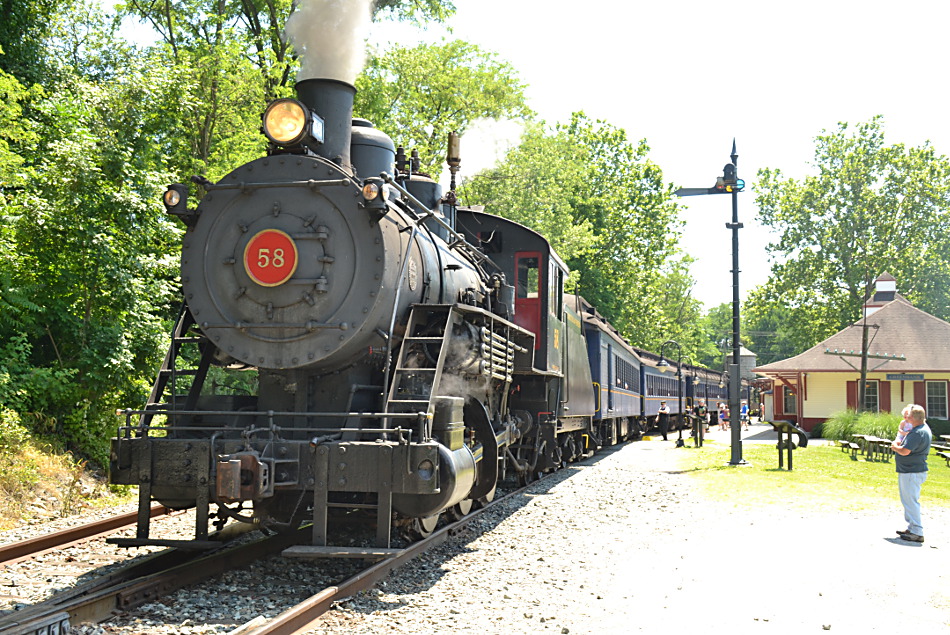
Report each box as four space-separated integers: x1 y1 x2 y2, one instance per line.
675 140 747 465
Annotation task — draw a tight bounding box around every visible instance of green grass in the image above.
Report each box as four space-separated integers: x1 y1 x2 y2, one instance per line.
674 440 950 513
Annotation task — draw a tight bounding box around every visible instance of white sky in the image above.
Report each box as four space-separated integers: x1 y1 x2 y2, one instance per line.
372 0 950 308
117 0 950 308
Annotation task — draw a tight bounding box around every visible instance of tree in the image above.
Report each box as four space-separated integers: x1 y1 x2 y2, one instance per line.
461 113 698 353
0 6 181 462
459 120 597 265
0 0 70 85
121 0 456 99
374 0 456 23
740 300 801 367
0 63 41 335
355 40 532 174
754 117 950 350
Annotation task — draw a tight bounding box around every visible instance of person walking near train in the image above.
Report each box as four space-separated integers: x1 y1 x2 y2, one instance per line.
740 400 749 431
694 399 709 433
890 404 932 543
656 401 671 441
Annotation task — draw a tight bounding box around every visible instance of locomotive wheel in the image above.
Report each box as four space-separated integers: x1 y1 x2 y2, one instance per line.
447 499 474 521
475 485 496 508
517 468 543 486
409 513 441 539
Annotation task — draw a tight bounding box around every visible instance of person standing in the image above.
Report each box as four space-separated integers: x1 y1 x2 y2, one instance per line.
890 404 932 543
718 403 728 431
694 399 709 433
740 400 750 431
656 401 671 441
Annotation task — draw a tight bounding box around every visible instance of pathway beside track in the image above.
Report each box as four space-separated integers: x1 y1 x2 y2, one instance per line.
306 422 949 635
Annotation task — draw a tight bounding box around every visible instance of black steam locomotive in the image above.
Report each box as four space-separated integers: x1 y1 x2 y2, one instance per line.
109 78 728 554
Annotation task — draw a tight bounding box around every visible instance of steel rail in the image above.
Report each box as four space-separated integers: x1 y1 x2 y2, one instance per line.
0 524 297 635
241 484 531 635
0 505 173 567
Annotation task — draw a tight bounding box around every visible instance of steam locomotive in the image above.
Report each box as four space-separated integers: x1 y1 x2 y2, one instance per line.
109 78 731 554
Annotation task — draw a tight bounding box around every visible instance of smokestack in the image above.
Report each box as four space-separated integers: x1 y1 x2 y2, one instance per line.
295 79 356 168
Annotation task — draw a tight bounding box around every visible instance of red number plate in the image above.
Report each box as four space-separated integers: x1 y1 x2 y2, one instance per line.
243 229 299 286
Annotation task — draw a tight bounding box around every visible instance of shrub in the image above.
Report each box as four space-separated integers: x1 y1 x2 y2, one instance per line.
0 408 30 450
821 409 900 441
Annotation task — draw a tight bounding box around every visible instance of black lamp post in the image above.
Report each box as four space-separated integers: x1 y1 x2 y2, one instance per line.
656 339 684 448
675 140 747 465
689 372 702 447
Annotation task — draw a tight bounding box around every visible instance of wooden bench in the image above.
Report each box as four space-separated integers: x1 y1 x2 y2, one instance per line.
932 443 950 454
936 451 950 468
837 439 860 460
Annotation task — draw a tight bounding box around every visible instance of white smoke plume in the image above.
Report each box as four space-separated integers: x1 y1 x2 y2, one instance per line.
285 0 374 84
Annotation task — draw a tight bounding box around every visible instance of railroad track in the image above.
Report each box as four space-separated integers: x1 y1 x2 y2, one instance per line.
233 485 528 635
0 505 172 568
0 524 296 634
0 483 528 634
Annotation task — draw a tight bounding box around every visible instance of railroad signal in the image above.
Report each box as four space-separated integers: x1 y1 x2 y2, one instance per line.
672 139 747 466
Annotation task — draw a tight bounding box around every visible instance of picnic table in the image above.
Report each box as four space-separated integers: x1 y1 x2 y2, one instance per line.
935 436 950 467
850 434 893 462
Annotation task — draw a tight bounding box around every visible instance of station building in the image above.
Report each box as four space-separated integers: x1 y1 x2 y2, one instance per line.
753 273 950 432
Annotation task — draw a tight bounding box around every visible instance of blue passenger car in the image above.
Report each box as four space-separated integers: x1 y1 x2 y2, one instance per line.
572 295 643 443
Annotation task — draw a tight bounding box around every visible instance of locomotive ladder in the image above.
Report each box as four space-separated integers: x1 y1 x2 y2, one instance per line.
384 305 460 431
289 306 460 554
140 304 215 428
131 303 216 545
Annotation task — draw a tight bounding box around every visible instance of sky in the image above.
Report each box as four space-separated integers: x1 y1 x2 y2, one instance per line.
115 0 950 308
369 0 950 308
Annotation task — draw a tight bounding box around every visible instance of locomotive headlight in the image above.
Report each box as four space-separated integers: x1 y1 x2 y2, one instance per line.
263 99 308 145
163 188 181 208
360 178 389 217
162 183 189 216
361 182 382 201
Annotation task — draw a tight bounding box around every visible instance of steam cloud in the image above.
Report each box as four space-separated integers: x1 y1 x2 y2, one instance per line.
285 0 373 84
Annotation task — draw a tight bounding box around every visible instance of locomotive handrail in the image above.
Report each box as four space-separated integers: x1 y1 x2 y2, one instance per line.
120 408 424 420
117 423 421 445
380 172 502 276
198 321 349 330
200 178 353 191
119 408 426 442
381 222 422 415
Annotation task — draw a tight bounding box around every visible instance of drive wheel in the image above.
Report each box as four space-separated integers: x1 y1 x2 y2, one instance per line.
447 499 473 521
475 485 496 508
518 468 543 486
409 513 441 539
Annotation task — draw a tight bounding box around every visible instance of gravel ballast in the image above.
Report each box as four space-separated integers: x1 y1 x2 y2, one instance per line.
307 429 949 634
4 425 948 634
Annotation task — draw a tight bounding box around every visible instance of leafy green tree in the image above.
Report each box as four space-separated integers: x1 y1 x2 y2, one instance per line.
374 0 456 22
0 60 43 339
755 117 950 350
740 300 801 367
355 40 532 174
462 113 696 353
0 0 70 84
459 120 597 266
1 7 181 462
121 0 456 98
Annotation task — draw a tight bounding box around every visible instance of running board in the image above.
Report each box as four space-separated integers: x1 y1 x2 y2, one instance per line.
282 545 402 560
107 537 222 550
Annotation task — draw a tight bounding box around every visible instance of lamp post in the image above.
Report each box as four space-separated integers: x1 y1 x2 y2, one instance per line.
656 340 684 448
675 140 746 465
690 372 703 447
